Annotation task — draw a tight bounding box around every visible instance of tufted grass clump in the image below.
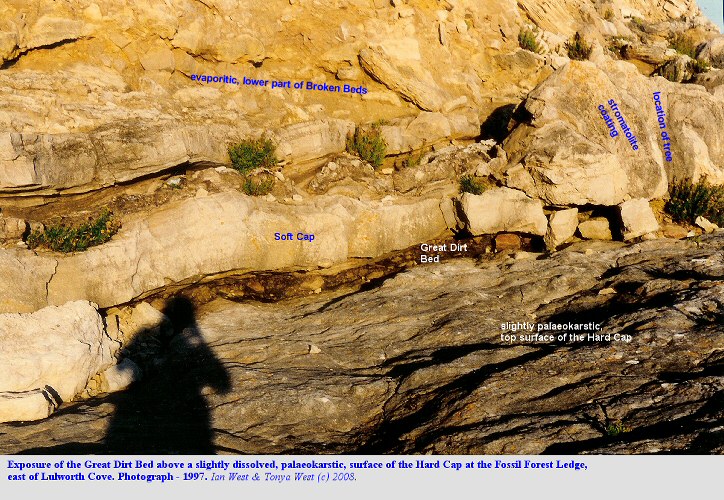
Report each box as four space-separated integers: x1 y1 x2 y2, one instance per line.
518 28 540 53
241 175 275 196
346 123 387 169
459 175 488 195
665 178 724 226
630 17 645 29
27 209 120 253
565 32 593 60
603 8 615 21
228 137 278 174
670 33 698 59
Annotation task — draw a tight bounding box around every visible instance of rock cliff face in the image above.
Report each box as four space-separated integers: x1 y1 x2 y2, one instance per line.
503 61 724 204
0 0 722 452
0 0 716 197
0 236 721 453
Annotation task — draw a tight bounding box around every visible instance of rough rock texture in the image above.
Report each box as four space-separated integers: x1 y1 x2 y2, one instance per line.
358 46 449 112
0 301 116 423
545 208 579 250
1 235 721 453
503 60 724 204
0 1 715 198
578 218 614 240
697 35 724 67
459 188 548 236
0 249 58 313
1 192 450 313
0 119 355 197
619 198 659 240
393 143 493 194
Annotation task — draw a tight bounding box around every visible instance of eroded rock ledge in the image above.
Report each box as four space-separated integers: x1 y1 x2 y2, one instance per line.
0 191 449 313
1 235 721 453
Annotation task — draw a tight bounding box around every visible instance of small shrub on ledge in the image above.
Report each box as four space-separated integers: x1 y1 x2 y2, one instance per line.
346 123 387 169
518 28 540 53
242 174 275 196
228 137 278 174
27 209 120 253
459 175 488 195
665 178 724 226
669 33 698 59
565 32 593 61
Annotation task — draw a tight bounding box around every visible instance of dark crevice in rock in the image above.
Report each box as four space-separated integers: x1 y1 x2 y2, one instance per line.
0 38 87 70
544 391 723 454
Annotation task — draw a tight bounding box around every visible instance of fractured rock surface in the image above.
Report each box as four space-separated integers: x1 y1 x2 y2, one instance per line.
1 236 721 453
0 301 116 423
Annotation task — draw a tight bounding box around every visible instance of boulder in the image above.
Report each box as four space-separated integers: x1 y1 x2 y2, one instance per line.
503 61 684 205
494 233 522 251
359 46 449 112
0 216 27 240
661 222 689 239
0 301 116 423
544 208 579 250
622 43 676 65
696 35 724 68
619 199 659 240
459 188 548 236
0 388 57 423
578 218 613 240
695 216 719 233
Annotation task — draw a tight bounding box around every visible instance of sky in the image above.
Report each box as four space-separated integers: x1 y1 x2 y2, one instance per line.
698 0 724 31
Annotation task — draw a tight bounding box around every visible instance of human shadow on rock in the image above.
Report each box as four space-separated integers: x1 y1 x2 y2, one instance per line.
104 297 231 454
20 296 231 455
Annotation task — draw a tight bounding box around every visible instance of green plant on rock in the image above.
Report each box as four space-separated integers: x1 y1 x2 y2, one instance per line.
605 421 630 437
603 8 615 21
665 178 724 226
565 32 593 61
346 123 387 169
630 16 645 29
27 209 120 253
670 33 698 59
228 137 278 175
518 28 540 53
241 175 275 196
691 58 710 74
459 174 488 195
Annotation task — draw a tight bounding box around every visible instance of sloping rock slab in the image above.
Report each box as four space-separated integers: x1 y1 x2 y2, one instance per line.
0 237 722 453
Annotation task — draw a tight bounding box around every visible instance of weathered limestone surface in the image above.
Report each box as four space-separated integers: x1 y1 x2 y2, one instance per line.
459 188 548 236
0 249 58 313
503 61 724 204
1 236 721 453
545 208 578 249
578 218 613 240
0 301 115 423
0 1 714 198
0 120 358 195
619 198 659 240
0 192 450 313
